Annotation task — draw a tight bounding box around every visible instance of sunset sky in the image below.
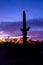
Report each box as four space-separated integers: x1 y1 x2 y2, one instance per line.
0 0 43 40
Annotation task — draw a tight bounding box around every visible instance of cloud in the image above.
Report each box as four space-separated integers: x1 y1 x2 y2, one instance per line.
0 21 43 40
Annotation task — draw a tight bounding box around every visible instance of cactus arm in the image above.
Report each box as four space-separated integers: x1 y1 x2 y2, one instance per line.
20 28 23 31
26 27 30 31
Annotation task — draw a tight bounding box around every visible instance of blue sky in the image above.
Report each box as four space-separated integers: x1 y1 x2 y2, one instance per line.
0 0 43 22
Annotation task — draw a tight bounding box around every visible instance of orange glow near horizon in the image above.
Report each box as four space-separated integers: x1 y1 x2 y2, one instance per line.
0 34 43 44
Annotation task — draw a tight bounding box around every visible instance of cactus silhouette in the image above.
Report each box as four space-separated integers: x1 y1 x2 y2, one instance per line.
20 11 30 44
